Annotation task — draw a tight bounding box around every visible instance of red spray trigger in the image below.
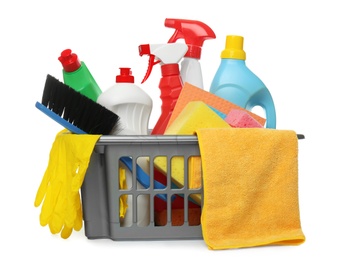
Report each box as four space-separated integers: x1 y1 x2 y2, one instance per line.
165 18 216 59
139 44 160 84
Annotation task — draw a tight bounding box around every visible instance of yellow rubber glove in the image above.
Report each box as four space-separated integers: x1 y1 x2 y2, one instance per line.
34 129 101 239
119 166 128 219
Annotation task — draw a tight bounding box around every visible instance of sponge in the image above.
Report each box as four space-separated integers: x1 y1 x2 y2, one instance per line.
154 100 231 205
155 207 202 226
225 109 263 128
164 100 231 134
166 83 266 129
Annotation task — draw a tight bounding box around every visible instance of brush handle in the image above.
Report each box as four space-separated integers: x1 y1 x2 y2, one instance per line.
120 157 175 202
35 102 86 134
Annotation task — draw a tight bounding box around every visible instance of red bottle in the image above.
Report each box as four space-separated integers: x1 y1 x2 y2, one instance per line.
139 43 188 135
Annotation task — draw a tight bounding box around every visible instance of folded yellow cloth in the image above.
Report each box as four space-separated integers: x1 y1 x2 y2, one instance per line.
196 128 305 250
34 130 101 239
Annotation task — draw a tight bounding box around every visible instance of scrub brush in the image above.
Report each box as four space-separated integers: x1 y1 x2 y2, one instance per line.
35 74 121 135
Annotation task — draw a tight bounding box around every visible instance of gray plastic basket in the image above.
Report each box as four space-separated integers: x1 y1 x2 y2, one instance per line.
81 135 203 241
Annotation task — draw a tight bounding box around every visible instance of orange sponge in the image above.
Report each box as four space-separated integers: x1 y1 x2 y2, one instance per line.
166 83 266 129
155 207 202 226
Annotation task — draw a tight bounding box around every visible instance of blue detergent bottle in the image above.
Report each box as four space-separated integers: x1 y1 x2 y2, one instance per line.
209 35 276 128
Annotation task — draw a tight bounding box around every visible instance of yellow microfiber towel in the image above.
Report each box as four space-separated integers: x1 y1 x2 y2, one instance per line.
196 127 305 250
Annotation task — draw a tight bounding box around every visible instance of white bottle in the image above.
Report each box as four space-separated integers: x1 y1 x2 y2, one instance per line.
97 67 153 135
97 67 153 227
180 57 204 89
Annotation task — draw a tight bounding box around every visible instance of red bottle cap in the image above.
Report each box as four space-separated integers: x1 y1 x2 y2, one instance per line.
116 68 134 83
58 49 81 72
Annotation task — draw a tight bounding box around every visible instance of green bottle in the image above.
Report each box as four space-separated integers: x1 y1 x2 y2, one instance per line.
58 49 102 102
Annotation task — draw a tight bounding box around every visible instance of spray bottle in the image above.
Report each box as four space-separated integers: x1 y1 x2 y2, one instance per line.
58 49 102 102
165 18 216 89
97 67 153 227
138 43 188 135
209 35 277 128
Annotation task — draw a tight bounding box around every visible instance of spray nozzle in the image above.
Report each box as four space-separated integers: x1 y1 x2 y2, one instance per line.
165 18 216 59
138 43 188 84
58 49 81 72
139 44 161 84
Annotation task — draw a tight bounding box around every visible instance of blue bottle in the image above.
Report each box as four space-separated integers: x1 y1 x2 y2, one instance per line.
209 35 276 128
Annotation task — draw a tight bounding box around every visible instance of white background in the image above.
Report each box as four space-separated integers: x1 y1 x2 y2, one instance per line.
1 0 343 259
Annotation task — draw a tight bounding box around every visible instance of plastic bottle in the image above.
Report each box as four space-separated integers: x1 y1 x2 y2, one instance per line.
165 18 216 89
97 67 153 227
58 49 102 102
97 67 153 135
209 35 276 128
138 43 188 134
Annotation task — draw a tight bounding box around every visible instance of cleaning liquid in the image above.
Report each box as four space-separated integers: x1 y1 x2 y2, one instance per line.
97 67 152 227
138 43 188 134
165 18 216 89
58 49 102 102
209 35 276 128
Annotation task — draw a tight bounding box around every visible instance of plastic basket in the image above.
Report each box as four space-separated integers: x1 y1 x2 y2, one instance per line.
81 135 203 240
